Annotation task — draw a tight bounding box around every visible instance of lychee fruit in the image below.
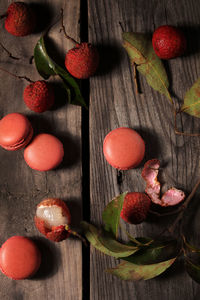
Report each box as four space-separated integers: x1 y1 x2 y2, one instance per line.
23 81 54 113
35 198 71 242
120 192 151 224
65 42 99 79
152 25 186 59
3 2 36 37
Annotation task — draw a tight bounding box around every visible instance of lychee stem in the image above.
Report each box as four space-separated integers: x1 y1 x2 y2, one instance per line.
60 9 79 45
0 42 19 60
174 109 200 136
0 67 33 83
65 225 87 246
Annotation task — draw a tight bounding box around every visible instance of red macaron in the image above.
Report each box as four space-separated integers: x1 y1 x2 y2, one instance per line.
103 127 145 170
0 113 33 151
24 133 64 171
0 236 41 280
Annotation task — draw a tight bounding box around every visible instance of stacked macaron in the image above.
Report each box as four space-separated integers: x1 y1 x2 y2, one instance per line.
0 112 64 171
0 113 33 150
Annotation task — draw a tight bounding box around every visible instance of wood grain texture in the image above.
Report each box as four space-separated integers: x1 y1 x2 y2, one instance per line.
89 0 200 299
0 1 82 300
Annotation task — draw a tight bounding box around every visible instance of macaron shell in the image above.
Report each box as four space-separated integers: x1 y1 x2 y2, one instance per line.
103 127 145 170
2 126 33 151
0 236 41 280
24 133 64 171
0 113 33 150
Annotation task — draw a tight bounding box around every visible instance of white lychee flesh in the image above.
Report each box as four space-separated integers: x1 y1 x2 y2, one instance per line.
36 205 69 229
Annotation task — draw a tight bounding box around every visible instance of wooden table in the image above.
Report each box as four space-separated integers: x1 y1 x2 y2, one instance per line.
1 0 200 299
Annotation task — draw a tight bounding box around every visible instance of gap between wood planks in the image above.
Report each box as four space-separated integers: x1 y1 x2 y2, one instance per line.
80 0 90 299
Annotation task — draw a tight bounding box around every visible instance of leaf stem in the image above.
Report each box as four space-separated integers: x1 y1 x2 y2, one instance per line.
168 179 200 234
0 66 33 83
0 42 19 60
60 9 79 45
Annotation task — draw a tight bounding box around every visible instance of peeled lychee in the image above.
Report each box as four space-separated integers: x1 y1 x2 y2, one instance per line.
152 25 186 59
23 81 54 113
35 198 71 242
4 2 36 37
65 42 99 79
120 192 151 224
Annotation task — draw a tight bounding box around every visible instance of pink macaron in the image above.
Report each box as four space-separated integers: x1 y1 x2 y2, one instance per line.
103 127 145 170
0 236 41 280
24 133 64 171
0 113 33 151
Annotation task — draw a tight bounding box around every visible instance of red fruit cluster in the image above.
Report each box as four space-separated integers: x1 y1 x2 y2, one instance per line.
120 192 151 224
65 43 99 79
23 81 54 113
5 2 36 37
152 25 186 59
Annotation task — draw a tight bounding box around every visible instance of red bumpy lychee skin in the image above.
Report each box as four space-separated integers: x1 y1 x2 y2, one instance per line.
4 2 36 37
65 42 99 79
152 25 186 59
120 192 151 224
34 198 71 242
23 81 54 113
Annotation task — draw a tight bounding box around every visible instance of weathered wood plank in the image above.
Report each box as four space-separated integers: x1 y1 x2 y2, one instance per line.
89 0 200 299
0 1 82 299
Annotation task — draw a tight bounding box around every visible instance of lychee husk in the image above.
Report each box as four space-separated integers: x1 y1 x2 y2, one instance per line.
120 192 151 224
23 81 54 113
65 43 99 79
5 2 36 37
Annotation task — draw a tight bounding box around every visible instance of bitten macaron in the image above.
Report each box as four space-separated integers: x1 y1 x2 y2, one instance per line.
24 133 64 171
0 113 33 150
0 236 41 280
103 127 145 170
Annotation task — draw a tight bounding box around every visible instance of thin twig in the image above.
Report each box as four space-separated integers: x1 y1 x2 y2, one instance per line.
133 63 140 94
119 21 125 32
60 8 78 44
174 109 200 136
0 42 19 60
168 179 200 234
0 66 33 83
149 207 184 217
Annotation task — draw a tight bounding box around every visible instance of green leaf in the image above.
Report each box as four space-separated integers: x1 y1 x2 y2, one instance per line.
124 240 179 265
185 259 200 284
34 36 87 108
81 221 138 258
122 32 172 103
102 192 127 238
106 258 176 281
181 78 200 118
